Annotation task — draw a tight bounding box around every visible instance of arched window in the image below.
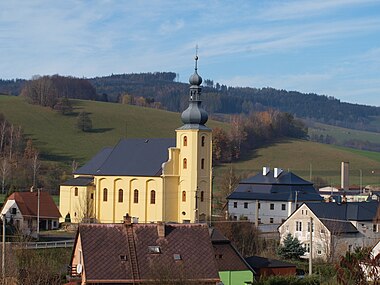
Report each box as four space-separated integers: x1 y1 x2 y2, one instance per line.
74 187 78 196
201 158 205 169
200 191 204 202
183 158 187 169
182 191 186 202
183 136 187 146
134 189 139 204
103 188 108 202
118 189 123 203
150 190 156 204
201 136 205 147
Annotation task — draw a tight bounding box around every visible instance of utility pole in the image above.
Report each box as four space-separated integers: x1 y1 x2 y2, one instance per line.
309 216 313 276
2 213 5 280
37 188 40 239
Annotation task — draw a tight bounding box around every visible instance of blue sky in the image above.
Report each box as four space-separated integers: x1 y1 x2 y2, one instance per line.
1 1 380 106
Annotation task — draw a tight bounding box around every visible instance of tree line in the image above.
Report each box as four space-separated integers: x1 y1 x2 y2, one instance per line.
20 75 97 110
212 109 307 164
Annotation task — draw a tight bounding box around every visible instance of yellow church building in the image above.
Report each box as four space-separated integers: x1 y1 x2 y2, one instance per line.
59 56 212 224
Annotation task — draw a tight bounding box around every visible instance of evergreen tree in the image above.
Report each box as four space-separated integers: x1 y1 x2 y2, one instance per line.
277 233 306 259
76 112 92 132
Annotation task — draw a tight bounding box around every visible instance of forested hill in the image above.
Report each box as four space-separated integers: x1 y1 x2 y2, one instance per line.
1 72 380 131
89 72 380 131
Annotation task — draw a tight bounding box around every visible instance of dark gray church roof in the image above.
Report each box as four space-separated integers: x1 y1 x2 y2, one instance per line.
306 201 379 221
74 138 175 177
227 169 323 202
61 176 94 186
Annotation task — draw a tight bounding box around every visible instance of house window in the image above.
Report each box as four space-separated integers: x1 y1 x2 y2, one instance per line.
270 218 274 224
304 243 310 253
270 203 274 210
183 158 187 169
118 189 123 203
201 158 205 169
373 224 377 232
233 202 237 208
134 189 139 204
11 208 16 215
103 188 108 202
233 216 237 221
74 187 78 196
282 204 286 211
151 190 156 204
182 191 186 202
296 221 302 231
258 218 261 224
148 246 161 254
183 136 187 146
258 202 260 209
200 191 204 202
244 202 248 209
201 136 205 147
90 193 94 199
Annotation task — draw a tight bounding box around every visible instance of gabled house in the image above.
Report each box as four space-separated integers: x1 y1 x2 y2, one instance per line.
210 228 254 284
227 167 322 230
67 218 220 284
278 201 380 261
1 191 61 235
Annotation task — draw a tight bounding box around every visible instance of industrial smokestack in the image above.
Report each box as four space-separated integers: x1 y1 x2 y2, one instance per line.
341 162 349 191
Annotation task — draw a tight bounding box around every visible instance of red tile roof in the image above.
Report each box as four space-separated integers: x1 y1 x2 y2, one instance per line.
6 191 61 219
74 223 220 283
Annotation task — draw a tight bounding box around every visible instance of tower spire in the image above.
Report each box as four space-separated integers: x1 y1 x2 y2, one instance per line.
179 52 209 129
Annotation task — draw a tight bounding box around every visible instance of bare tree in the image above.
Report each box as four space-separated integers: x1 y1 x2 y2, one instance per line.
32 152 40 188
8 124 13 160
76 189 95 223
0 158 10 194
0 119 6 155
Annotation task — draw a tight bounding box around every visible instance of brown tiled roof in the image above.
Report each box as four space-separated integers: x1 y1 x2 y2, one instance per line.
210 228 253 272
6 191 61 219
76 223 220 283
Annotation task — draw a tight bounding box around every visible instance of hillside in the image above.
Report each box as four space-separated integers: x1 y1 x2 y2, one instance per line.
0 96 226 163
1 95 380 188
214 139 380 187
307 120 380 151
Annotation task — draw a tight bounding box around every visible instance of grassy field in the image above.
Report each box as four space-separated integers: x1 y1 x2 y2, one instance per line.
2 95 380 189
308 121 380 145
214 139 380 187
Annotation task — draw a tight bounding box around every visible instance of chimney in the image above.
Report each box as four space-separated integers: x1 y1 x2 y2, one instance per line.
124 213 132 225
341 162 349 191
157 221 165 238
262 166 270 176
274 168 283 178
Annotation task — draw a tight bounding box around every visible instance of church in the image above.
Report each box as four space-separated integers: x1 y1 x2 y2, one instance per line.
59 56 212 224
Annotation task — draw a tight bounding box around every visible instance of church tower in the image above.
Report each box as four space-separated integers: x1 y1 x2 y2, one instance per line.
176 55 212 223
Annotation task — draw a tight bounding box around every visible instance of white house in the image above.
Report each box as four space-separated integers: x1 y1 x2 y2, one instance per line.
278 201 380 261
1 191 61 235
227 167 323 228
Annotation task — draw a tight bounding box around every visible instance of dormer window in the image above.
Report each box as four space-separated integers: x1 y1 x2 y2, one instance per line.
174 254 182 261
148 246 161 254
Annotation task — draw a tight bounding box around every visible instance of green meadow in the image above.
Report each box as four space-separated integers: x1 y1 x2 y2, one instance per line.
308 120 380 145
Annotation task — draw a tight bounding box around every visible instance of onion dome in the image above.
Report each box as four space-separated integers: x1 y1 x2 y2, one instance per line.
180 55 209 128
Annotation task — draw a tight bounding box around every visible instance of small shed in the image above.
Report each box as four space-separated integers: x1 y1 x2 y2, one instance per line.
245 255 296 277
